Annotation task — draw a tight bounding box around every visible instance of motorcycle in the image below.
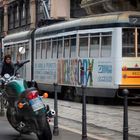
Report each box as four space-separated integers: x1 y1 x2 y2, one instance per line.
0 49 55 140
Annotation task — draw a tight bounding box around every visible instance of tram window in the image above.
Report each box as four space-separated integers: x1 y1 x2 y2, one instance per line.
11 45 16 61
64 37 70 58
4 46 11 55
70 35 76 58
41 40 46 59
58 38 63 58
52 38 57 58
46 40 51 59
79 34 88 58
101 35 111 57
122 28 135 57
90 36 99 58
18 43 26 60
137 29 140 57
36 40 41 59
24 42 29 59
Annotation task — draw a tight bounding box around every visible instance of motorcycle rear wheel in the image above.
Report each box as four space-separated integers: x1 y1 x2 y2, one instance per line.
36 115 52 140
6 107 31 134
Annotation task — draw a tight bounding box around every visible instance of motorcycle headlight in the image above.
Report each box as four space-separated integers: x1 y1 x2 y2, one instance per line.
4 74 10 79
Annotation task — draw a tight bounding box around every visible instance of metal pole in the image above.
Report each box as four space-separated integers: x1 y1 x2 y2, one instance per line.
0 95 4 116
81 85 88 140
53 83 59 136
122 89 129 140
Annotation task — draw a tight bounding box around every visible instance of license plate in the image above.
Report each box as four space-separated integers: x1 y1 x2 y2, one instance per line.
29 97 44 111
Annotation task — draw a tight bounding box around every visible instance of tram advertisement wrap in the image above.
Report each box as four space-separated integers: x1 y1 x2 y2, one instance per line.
34 60 57 84
57 59 94 86
57 59 113 88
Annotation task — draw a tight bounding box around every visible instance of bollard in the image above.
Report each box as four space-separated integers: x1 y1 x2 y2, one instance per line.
0 95 5 116
122 89 129 140
81 85 88 140
53 83 59 136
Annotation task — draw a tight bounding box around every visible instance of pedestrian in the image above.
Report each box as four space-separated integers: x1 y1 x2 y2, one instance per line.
0 54 14 77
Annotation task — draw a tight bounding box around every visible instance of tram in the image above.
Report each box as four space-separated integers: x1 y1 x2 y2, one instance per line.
2 11 140 100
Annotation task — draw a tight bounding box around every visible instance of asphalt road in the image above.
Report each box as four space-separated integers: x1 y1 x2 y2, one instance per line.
0 115 96 140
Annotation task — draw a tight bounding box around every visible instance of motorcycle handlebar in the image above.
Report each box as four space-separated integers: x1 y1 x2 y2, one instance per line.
16 60 30 67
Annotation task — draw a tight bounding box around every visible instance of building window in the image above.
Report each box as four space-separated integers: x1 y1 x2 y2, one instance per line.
8 6 14 29
26 0 31 24
21 2 26 26
14 4 19 28
36 0 45 24
0 8 4 33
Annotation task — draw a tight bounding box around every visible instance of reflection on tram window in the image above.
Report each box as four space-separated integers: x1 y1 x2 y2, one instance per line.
122 28 135 57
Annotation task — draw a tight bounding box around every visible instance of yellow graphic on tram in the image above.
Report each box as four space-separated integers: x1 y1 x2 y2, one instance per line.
121 66 140 88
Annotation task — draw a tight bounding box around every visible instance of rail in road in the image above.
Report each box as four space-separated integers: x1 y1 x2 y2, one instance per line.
44 98 140 140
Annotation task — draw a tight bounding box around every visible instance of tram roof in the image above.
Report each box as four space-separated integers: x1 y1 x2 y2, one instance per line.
3 30 32 45
35 11 140 37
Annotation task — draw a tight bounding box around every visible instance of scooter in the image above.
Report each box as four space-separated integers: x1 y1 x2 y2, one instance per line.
0 48 55 140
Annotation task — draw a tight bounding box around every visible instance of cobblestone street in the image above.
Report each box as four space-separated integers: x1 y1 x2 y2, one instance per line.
44 98 140 140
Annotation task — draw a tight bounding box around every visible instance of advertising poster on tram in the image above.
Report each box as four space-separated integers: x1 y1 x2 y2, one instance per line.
34 60 57 84
93 59 114 88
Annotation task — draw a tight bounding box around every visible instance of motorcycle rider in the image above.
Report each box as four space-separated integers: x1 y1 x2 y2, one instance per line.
0 54 14 77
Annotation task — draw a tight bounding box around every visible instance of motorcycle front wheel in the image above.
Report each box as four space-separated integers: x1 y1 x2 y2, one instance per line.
36 115 52 140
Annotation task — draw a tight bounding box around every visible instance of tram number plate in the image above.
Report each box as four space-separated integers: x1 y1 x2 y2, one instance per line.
30 97 44 111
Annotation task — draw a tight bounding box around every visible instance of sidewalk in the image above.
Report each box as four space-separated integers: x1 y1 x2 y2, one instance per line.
44 98 140 140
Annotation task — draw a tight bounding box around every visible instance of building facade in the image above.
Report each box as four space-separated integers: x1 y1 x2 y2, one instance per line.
0 0 140 57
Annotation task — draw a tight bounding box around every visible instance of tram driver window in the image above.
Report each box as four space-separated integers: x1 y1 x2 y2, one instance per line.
122 28 135 57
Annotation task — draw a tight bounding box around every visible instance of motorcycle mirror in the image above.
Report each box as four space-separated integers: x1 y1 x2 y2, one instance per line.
19 47 25 54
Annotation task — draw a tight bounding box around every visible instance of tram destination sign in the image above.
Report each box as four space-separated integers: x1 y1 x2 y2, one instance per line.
129 16 140 25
